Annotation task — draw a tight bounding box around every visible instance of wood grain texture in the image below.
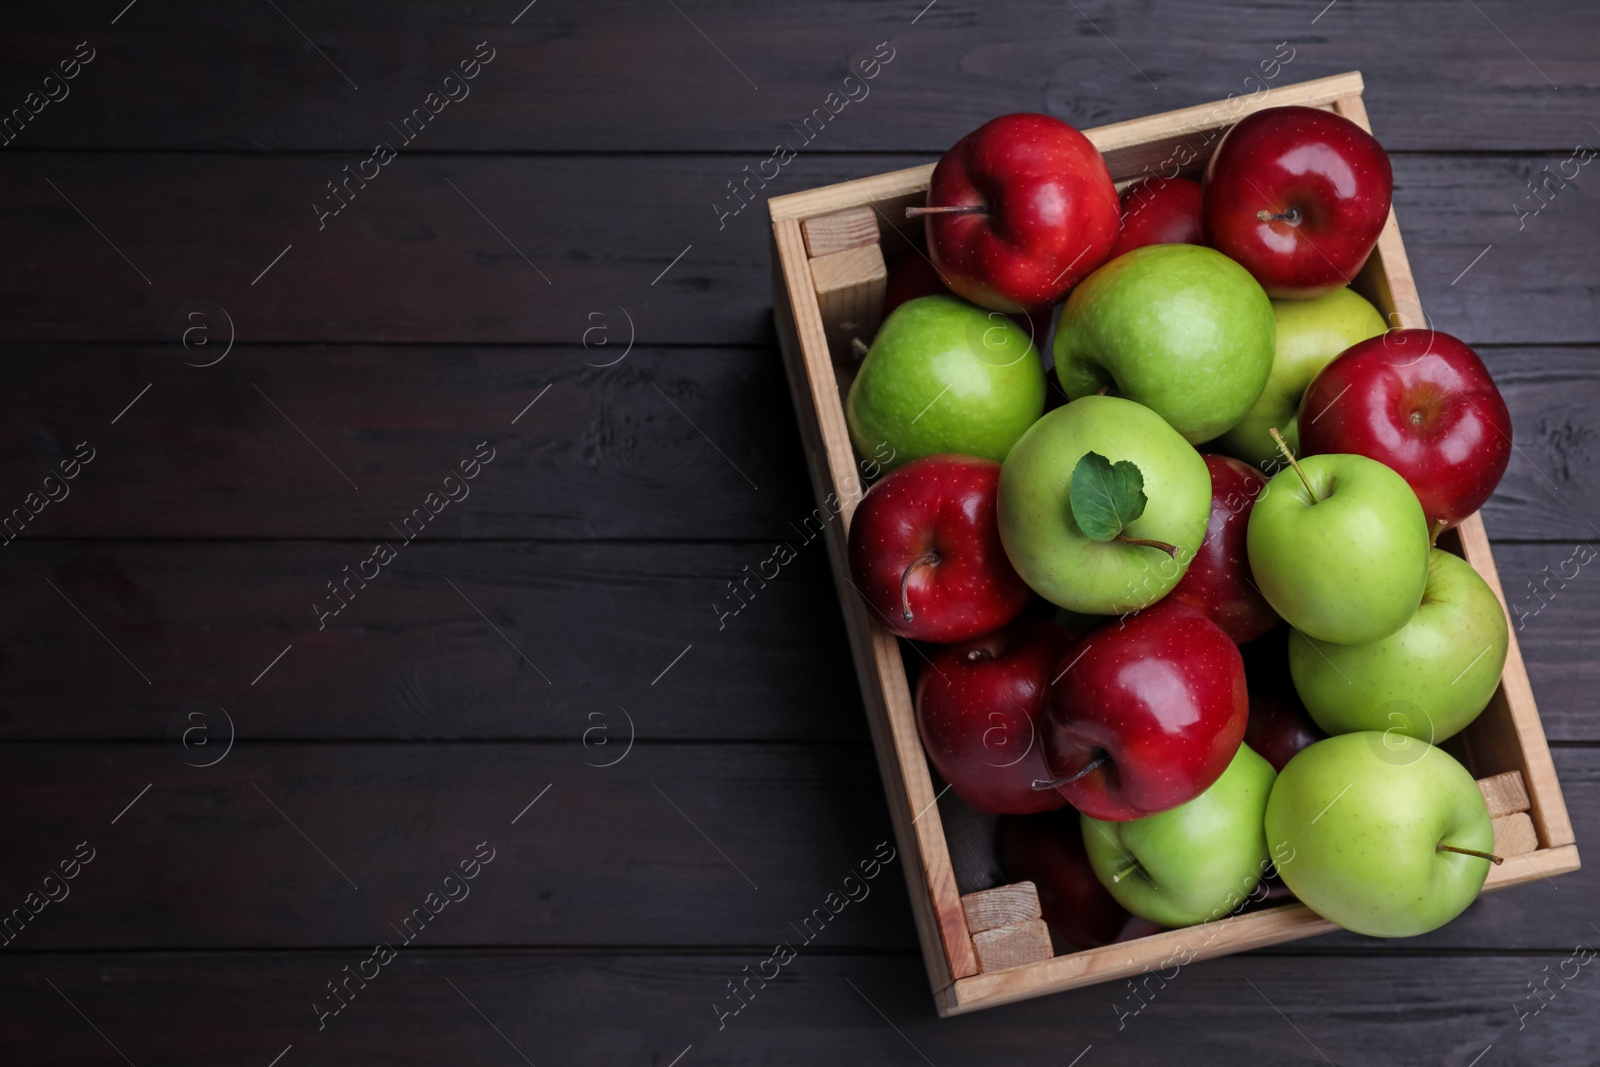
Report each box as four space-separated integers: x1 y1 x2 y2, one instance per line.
0 744 1593 955
1494 812 1541 856
810 243 887 361
0 344 815 540
0 0 1594 1055
0 742 909 950
0 540 865 741
3 951 1598 1066
0 541 1593 742
972 919 1053 972
1481 770 1535 819
0 1 1593 152
0 155 1593 346
773 215 975 987
961 882 1041 934
0 345 1588 541
803 207 879 258
1455 517 1573 851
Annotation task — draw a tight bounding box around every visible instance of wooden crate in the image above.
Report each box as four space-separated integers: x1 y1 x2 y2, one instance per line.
767 71 1579 1016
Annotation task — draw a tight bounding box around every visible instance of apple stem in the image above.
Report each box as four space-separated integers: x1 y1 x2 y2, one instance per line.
899 551 940 622
1437 843 1504 865
1031 752 1110 792
1256 207 1302 225
1110 861 1142 885
1115 534 1180 558
965 648 995 663
905 204 988 219
1430 518 1447 548
1269 427 1320 504
850 337 870 360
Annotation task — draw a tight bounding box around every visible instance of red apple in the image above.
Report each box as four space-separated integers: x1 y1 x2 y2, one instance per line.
1240 629 1324 773
847 454 1031 643
1297 329 1512 529
1038 599 1249 821
997 808 1131 948
1169 454 1279 643
883 251 948 317
883 253 1051 350
1108 176 1203 260
916 620 1070 815
919 113 1120 313
1202 106 1392 299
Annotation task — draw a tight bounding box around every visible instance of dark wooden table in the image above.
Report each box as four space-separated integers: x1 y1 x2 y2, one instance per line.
0 2 1595 1063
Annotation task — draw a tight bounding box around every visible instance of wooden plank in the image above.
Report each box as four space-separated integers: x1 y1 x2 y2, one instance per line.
1457 517 1575 850
0 540 865 741
1479 770 1534 819
6 951 1597 1064
0 345 1587 541
1474 346 1600 542
0 154 1595 346
0 743 1594 952
972 919 1053 972
802 207 878 258
773 218 976 989
0 742 909 950
1493 812 1540 856
1492 541 1599 743
961 882 1042 934
0 344 812 541
2 5 1598 153
0 541 1592 745
810 243 887 361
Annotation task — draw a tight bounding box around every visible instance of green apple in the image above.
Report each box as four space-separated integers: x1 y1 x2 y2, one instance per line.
846 295 1045 469
1289 548 1509 742
1264 732 1494 937
1053 244 1275 445
1246 452 1430 645
1217 288 1388 468
997 395 1210 614
1081 744 1275 928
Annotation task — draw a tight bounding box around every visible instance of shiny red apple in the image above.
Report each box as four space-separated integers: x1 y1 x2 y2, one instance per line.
1240 629 1324 774
1202 106 1392 299
847 454 1031 642
1169 454 1279 643
997 808 1131 948
1038 599 1249 821
882 253 1051 349
1108 176 1203 260
919 113 1120 313
916 620 1070 815
1297 329 1512 529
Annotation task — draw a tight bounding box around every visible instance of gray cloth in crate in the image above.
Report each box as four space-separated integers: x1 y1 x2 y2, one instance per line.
937 782 1005 895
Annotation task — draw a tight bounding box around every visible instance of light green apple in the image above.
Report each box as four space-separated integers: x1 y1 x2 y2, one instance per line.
846 295 1045 469
1289 548 1509 742
1217 288 1389 468
1246 452 1430 645
1053 244 1275 444
1264 732 1494 937
997 395 1210 614
1081 744 1275 928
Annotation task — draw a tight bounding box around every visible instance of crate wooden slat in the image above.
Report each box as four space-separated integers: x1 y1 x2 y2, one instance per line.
768 71 1580 1017
960 882 1042 934
802 205 880 258
809 243 887 363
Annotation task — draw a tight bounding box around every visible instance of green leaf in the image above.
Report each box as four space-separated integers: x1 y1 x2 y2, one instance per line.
1070 452 1148 542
